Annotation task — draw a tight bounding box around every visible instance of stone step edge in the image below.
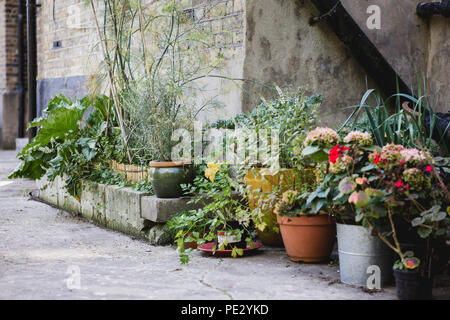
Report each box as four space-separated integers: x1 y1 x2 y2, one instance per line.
35 175 206 245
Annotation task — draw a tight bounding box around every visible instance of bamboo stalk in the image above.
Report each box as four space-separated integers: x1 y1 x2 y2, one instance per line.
90 0 132 163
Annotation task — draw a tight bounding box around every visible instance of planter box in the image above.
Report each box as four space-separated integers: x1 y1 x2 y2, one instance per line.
35 176 212 245
36 175 58 207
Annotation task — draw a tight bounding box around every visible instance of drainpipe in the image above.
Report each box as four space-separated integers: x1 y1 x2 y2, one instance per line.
17 0 25 138
26 0 38 139
417 0 450 17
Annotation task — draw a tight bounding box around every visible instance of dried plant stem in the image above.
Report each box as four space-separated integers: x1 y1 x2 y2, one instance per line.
90 0 132 163
367 214 404 260
137 0 153 86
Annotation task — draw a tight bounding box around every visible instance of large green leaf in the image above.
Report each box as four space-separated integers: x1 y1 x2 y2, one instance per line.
9 95 91 180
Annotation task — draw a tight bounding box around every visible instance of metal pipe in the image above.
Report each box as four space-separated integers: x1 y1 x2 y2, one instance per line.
26 0 37 139
17 0 25 138
417 0 450 18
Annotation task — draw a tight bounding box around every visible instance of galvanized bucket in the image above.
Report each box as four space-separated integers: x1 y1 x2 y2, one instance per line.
337 223 394 287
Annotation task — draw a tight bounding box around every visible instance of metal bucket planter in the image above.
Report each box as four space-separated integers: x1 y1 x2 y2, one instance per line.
337 223 394 287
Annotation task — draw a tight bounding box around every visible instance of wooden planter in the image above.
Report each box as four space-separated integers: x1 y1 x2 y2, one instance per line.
110 160 151 183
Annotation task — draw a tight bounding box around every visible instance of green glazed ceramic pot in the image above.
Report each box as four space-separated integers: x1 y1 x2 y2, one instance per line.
149 162 194 198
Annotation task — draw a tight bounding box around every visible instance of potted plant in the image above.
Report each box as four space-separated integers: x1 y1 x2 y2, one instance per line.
137 90 196 198
233 87 323 246
170 162 256 263
343 144 450 299
149 161 194 198
392 252 434 300
273 184 336 262
303 128 395 287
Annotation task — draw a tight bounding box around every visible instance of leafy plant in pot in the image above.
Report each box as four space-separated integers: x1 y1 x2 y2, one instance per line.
139 91 195 198
232 87 323 246
273 177 336 262
342 144 450 299
170 162 256 263
302 128 396 287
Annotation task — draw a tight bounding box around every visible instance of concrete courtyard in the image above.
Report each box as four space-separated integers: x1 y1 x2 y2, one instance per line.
1 150 449 300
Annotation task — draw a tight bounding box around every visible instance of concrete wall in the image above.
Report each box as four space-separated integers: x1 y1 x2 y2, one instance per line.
242 0 449 123
342 0 449 112
242 0 379 127
1 0 449 148
427 16 450 112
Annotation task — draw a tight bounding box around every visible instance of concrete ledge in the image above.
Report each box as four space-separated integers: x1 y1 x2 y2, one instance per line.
35 176 211 245
141 196 205 222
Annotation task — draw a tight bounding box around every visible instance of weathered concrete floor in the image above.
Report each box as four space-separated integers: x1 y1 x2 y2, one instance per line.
1 150 448 300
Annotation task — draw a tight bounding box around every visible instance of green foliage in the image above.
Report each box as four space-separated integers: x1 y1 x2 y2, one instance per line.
167 163 254 263
10 95 91 180
339 89 448 156
233 87 323 168
10 94 129 198
91 0 227 164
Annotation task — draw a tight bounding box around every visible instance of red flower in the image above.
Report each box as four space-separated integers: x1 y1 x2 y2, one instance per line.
395 180 403 188
329 145 349 164
400 160 405 167
405 184 410 190
374 154 380 165
405 260 415 268
425 165 433 172
329 148 340 164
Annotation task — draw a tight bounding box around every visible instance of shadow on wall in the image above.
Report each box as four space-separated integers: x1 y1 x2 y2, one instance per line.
37 75 87 117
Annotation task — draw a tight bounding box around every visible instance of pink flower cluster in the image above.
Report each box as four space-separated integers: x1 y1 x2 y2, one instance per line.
400 148 433 165
329 154 353 174
370 144 434 169
402 168 431 191
274 190 298 216
369 144 404 168
343 131 373 146
368 144 435 192
304 127 339 147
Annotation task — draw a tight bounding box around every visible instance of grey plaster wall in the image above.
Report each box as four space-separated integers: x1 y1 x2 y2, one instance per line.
36 75 88 116
342 0 449 112
427 16 450 112
241 0 449 125
242 0 379 127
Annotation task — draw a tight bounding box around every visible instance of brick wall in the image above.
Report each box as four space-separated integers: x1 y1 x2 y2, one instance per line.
192 0 244 49
0 0 19 92
36 0 245 79
35 0 246 119
36 0 98 79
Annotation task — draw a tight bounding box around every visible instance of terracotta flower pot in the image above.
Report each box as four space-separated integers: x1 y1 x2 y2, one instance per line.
277 213 336 262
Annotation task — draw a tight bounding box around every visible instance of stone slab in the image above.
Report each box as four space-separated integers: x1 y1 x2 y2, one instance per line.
141 196 206 222
36 176 59 207
80 181 106 224
104 185 151 237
